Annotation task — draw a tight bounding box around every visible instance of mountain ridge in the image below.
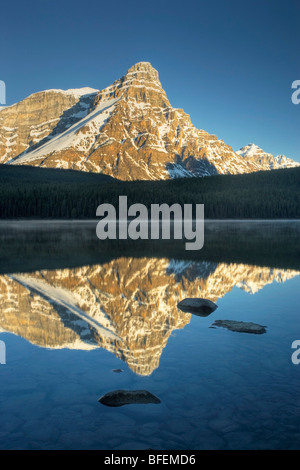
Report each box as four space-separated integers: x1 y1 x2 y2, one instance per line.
236 143 299 170
1 62 298 179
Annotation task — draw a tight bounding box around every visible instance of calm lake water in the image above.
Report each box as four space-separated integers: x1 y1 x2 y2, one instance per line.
0 221 299 450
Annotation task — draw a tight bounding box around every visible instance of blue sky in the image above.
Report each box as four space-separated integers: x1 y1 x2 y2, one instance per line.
1 0 299 160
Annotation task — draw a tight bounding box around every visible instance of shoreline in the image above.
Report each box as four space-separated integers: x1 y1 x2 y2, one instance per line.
0 218 300 226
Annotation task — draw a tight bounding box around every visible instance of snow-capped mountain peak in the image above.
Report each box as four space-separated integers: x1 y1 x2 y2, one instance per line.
236 143 299 170
0 62 298 179
237 143 268 158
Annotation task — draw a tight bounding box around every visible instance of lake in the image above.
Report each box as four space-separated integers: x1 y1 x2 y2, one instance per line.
0 220 299 450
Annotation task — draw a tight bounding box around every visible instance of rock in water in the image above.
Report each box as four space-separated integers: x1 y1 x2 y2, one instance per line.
177 298 218 316
98 390 161 407
211 320 267 334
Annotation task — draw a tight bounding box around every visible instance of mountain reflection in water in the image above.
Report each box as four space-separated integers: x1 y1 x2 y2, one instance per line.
0 257 298 375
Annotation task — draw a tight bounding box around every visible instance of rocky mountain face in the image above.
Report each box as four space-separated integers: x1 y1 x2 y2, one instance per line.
0 88 98 165
236 143 300 170
0 258 298 375
1 62 298 180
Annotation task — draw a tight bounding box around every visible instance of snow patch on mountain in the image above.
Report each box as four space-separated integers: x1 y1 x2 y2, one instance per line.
37 87 99 97
9 97 120 164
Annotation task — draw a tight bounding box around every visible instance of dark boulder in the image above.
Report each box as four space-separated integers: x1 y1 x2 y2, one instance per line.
177 298 218 316
211 319 267 334
99 389 161 407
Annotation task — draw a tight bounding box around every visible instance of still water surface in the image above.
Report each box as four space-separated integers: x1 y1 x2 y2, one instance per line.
0 221 299 449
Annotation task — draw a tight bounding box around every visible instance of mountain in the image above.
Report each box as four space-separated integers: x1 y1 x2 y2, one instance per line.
236 143 300 170
0 88 98 165
1 62 298 180
0 258 299 375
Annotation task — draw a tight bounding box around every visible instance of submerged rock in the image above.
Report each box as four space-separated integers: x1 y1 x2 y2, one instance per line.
177 298 218 316
98 389 161 407
211 320 267 334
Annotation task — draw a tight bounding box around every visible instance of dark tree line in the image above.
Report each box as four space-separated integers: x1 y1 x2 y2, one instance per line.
0 165 299 219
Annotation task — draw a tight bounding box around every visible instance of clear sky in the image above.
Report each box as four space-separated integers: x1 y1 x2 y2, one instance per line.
1 0 299 160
